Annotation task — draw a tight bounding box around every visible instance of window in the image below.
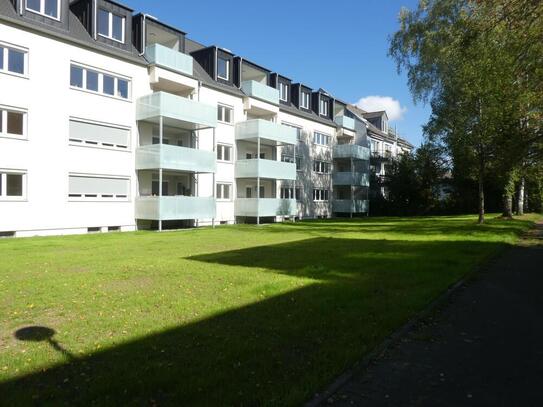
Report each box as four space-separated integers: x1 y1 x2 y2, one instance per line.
319 98 329 116
295 187 302 201
301 91 310 109
98 9 125 43
0 171 26 200
69 119 130 150
26 0 59 20
217 144 232 161
282 122 303 142
217 57 229 80
279 82 288 102
216 183 232 200
313 161 331 174
0 108 26 139
0 44 27 76
313 189 330 202
217 104 233 124
296 156 302 171
68 175 130 201
313 131 331 146
70 64 131 100
280 187 294 199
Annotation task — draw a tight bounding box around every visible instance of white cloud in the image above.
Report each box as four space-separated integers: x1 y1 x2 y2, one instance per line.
354 96 407 121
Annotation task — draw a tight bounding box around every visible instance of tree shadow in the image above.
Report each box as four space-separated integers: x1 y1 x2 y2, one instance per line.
1 238 506 406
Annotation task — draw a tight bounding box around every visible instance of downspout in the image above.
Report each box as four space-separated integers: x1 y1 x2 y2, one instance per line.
138 14 147 56
93 0 97 40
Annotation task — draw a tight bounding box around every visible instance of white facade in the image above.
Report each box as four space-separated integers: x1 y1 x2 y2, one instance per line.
0 0 408 237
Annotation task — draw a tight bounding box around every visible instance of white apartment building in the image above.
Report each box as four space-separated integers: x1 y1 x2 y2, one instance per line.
0 0 412 238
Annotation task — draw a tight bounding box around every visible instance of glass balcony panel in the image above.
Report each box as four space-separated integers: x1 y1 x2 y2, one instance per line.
137 92 217 130
333 200 369 213
333 172 370 186
334 116 356 130
235 198 297 217
235 159 296 180
333 144 370 160
235 119 297 146
136 144 216 173
241 80 279 105
145 44 193 76
136 196 216 221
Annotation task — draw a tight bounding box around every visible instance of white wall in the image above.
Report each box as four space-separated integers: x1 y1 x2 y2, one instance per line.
0 23 150 235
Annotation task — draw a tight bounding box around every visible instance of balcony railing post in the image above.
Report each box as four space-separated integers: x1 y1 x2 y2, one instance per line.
257 136 261 226
212 127 216 229
158 116 164 232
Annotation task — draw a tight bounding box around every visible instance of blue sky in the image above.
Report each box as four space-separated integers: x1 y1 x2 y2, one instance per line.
128 0 429 147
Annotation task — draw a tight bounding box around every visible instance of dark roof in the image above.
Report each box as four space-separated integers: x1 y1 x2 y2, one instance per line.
185 38 206 53
362 110 387 119
0 0 146 64
134 13 186 35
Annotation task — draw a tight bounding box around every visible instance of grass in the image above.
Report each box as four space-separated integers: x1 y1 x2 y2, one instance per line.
0 214 540 406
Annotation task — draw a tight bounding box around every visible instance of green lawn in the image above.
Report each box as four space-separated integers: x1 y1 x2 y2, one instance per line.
0 214 539 406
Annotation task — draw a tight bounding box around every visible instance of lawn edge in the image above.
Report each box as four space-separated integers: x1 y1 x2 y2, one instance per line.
304 217 541 407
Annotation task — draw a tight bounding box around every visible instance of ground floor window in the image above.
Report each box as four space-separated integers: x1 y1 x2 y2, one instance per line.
313 189 329 202
0 170 26 200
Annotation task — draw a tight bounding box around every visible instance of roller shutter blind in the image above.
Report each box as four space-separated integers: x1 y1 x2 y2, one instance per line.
69 119 129 149
69 175 129 199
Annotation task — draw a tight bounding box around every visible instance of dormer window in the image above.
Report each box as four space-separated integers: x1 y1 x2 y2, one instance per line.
26 0 60 20
98 8 125 43
279 82 289 102
319 97 328 116
217 57 229 80
301 90 310 109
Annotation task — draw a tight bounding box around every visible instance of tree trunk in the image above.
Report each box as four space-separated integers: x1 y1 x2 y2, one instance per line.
502 172 515 219
517 177 525 216
478 167 485 224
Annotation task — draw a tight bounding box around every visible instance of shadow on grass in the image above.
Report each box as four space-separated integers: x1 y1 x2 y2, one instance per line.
1 238 508 406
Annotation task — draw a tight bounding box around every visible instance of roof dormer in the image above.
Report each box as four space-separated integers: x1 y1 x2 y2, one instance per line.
270 73 292 106
70 0 133 52
13 0 70 30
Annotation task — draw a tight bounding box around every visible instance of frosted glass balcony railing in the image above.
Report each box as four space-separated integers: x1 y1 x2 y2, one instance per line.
137 92 217 130
235 159 296 180
235 198 297 217
235 119 297 145
135 196 216 221
136 144 216 173
333 144 370 160
334 116 356 131
333 172 370 186
145 44 193 76
333 199 369 213
241 80 280 105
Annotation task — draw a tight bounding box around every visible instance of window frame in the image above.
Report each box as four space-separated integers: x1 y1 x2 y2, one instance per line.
97 8 126 44
70 62 132 101
0 106 27 140
217 143 233 162
312 188 330 202
217 57 230 81
216 182 233 201
279 82 289 102
25 0 61 21
0 170 27 201
319 97 329 116
0 42 29 78
300 91 310 109
217 104 234 124
313 131 331 147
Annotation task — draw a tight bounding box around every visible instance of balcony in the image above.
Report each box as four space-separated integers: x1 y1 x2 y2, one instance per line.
136 196 216 221
333 144 370 160
235 159 296 180
333 172 370 187
241 80 279 105
333 199 369 213
235 198 297 217
334 116 355 131
146 44 193 76
137 92 217 130
236 120 297 146
136 144 216 173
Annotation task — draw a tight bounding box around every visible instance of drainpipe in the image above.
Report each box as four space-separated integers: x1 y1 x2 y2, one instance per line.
138 14 147 56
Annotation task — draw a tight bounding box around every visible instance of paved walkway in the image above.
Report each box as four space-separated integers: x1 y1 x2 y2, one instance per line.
320 222 543 407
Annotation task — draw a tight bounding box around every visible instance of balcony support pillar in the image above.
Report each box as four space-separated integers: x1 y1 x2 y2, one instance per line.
257 137 261 226
212 128 216 228
158 116 164 232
